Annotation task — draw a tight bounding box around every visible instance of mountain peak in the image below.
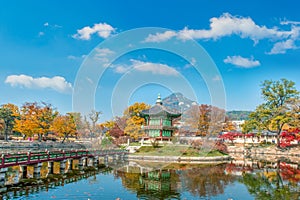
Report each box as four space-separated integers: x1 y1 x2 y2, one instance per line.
162 92 198 112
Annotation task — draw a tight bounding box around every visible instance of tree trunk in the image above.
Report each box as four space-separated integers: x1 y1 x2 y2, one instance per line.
4 122 8 141
61 136 66 143
4 130 8 141
277 133 281 148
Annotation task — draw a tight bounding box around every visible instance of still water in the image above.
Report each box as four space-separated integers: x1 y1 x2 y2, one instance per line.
3 160 300 200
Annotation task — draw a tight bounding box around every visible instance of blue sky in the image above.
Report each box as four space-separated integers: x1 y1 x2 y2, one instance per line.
1 0 300 121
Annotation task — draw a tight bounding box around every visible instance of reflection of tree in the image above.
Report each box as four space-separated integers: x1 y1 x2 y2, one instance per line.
180 165 236 197
115 169 180 200
240 161 300 200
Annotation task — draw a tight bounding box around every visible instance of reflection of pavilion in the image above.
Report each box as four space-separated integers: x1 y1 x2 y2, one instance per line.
137 170 180 199
139 170 171 191
116 164 180 200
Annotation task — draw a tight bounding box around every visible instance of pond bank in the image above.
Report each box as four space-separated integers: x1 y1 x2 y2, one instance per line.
227 145 300 156
128 154 231 164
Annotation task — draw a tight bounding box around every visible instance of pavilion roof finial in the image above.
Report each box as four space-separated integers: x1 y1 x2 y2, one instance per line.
156 93 162 105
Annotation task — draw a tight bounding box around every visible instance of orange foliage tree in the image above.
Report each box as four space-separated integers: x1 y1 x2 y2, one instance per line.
14 102 57 141
123 102 150 140
51 114 77 143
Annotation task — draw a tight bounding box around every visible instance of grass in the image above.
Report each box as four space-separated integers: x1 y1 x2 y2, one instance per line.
134 145 226 157
129 142 141 146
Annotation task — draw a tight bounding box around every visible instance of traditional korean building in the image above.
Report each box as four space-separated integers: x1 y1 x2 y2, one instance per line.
140 94 181 138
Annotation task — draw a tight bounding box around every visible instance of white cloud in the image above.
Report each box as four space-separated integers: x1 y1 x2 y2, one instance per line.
146 13 296 42
224 55 261 68
268 39 298 54
212 75 221 81
280 20 300 25
73 22 115 40
114 59 179 76
177 13 294 42
67 55 77 60
93 48 115 67
43 22 62 28
115 65 129 74
67 55 86 60
144 31 176 42
94 48 115 57
190 57 196 65
5 74 73 93
144 13 300 54
38 31 44 37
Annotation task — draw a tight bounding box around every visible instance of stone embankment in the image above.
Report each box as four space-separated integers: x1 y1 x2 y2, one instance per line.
227 145 300 164
128 155 231 164
227 145 300 157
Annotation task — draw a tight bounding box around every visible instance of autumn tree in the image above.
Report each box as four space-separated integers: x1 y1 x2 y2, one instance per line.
223 118 236 132
185 104 226 136
14 102 57 141
87 110 102 139
245 79 299 147
67 112 85 137
287 99 300 127
0 103 19 141
123 102 150 140
101 120 115 136
109 117 126 138
51 114 77 143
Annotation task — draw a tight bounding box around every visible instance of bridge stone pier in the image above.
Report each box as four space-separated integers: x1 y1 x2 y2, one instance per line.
0 167 8 193
33 163 42 179
48 162 54 174
93 156 99 166
21 165 28 179
87 158 94 167
78 157 87 170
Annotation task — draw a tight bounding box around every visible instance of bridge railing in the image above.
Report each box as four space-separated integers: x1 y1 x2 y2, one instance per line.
0 149 128 168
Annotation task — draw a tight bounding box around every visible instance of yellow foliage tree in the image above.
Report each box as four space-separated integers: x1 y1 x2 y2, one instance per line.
2 103 20 117
14 102 57 141
123 102 150 140
51 114 77 143
101 120 115 136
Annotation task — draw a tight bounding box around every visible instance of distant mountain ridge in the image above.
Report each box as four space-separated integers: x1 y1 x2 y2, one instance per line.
161 93 252 121
226 111 252 120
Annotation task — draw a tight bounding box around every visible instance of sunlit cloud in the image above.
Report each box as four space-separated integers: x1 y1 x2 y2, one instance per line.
224 55 261 68
5 74 73 93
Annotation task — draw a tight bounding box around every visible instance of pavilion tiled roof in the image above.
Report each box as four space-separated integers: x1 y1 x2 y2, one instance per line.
140 94 181 117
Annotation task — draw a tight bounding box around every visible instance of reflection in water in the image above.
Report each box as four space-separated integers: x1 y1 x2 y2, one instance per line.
1 159 300 200
180 165 236 197
238 161 300 200
115 169 181 199
115 164 236 199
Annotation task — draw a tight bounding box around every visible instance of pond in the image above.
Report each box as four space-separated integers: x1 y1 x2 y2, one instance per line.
2 159 300 200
